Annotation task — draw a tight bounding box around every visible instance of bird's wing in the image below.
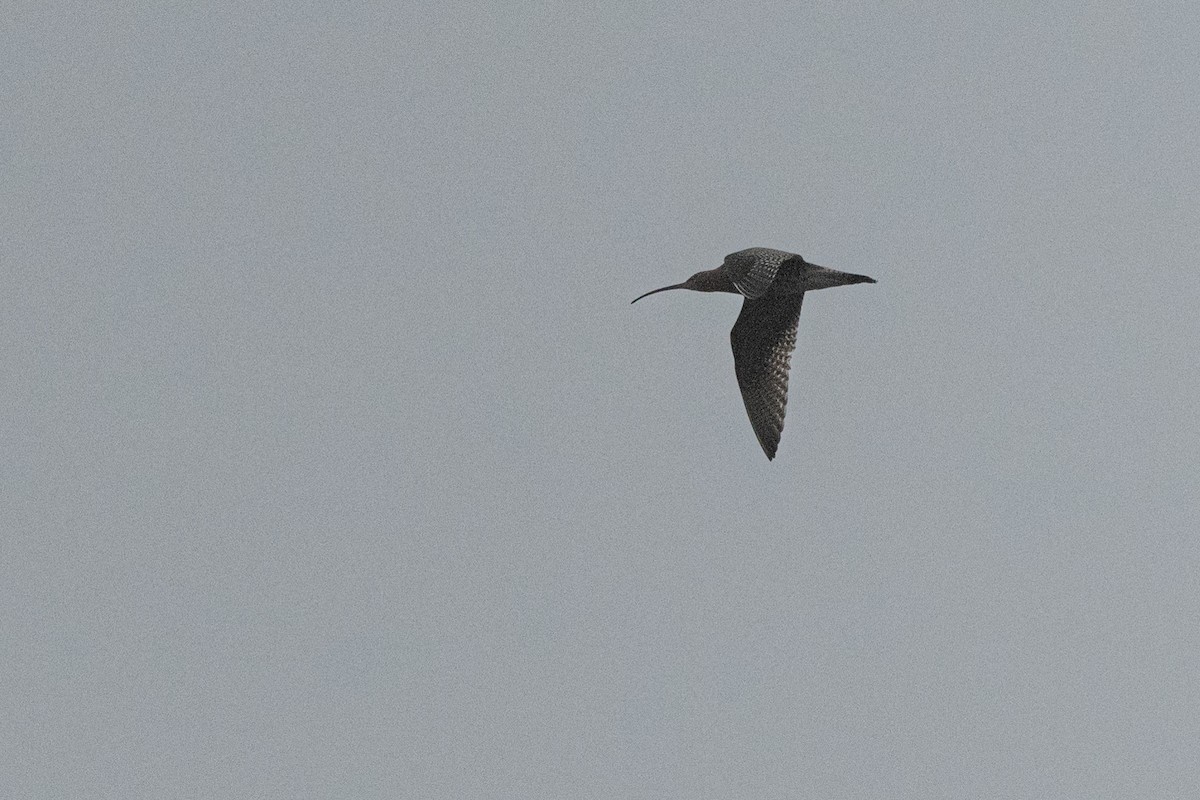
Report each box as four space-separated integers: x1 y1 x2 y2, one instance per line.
725 249 796 299
730 292 805 459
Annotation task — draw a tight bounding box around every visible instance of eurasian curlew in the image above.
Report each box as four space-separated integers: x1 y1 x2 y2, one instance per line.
632 247 876 460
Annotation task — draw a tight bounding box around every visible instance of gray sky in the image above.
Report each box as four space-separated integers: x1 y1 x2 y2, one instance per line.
5 2 1199 797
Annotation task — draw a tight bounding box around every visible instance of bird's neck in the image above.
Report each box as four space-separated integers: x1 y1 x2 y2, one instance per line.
691 268 737 294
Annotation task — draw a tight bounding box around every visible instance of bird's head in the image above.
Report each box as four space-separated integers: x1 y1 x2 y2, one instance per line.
631 270 726 304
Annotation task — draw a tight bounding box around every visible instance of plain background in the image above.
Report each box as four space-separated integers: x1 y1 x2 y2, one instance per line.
4 2 1199 797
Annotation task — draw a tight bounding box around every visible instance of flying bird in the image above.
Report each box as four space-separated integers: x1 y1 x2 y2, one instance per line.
632 247 876 460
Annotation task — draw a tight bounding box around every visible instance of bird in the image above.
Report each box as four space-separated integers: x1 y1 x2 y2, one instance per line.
632 247 876 460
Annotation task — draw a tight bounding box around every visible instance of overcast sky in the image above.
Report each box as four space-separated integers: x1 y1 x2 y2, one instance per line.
5 2 1199 798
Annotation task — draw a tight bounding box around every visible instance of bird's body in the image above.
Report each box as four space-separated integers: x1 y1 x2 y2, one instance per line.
632 247 876 460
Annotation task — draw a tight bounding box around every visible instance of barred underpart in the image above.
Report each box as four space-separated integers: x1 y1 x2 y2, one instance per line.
730 292 805 460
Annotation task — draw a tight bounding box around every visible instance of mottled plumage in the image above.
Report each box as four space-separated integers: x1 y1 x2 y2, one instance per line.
730 292 804 459
632 247 876 460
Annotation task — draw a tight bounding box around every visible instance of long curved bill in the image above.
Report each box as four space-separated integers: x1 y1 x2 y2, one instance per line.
631 283 687 304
